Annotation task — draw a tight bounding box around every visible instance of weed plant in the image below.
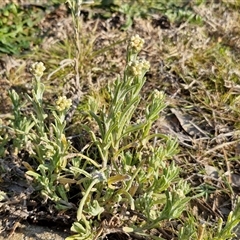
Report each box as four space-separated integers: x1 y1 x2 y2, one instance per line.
1 0 240 240
0 3 44 55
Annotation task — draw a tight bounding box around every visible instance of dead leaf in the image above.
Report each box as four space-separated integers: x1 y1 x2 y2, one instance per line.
170 108 209 138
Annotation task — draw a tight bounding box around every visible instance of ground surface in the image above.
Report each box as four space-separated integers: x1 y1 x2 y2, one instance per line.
0 224 68 240
1 1 240 239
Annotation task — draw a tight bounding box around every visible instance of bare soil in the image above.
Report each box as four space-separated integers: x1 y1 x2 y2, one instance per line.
0 224 69 240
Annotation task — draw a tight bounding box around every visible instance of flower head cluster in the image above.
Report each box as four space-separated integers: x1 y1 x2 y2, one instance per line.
56 96 72 112
175 189 185 198
45 148 55 159
128 59 150 77
152 89 164 100
30 62 46 78
129 34 145 52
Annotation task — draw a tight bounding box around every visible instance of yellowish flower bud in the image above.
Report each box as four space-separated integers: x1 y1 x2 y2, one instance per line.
129 34 145 52
176 189 185 198
30 62 46 78
56 96 72 111
153 89 164 99
128 59 150 77
141 59 150 71
128 60 142 76
45 149 55 159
